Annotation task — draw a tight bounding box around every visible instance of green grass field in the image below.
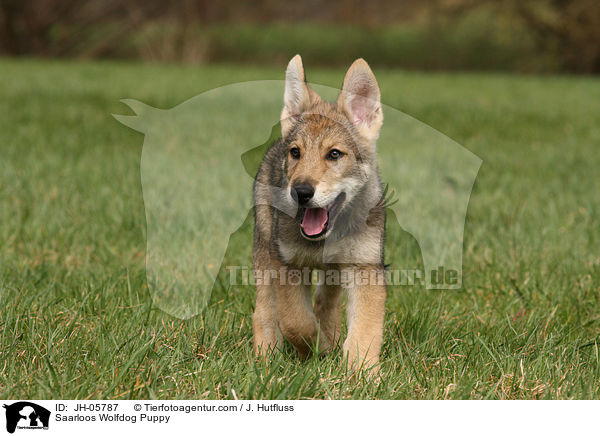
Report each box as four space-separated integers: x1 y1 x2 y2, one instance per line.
1 58 600 399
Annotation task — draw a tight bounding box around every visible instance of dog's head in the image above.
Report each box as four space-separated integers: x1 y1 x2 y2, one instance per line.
280 55 383 241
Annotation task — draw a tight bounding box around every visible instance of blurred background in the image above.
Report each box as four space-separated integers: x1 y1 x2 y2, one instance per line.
1 0 599 73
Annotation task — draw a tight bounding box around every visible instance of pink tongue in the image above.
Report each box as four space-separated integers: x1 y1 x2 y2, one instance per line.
301 208 328 236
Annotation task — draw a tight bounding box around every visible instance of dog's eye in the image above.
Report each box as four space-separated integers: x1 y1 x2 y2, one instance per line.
327 149 344 160
290 147 301 159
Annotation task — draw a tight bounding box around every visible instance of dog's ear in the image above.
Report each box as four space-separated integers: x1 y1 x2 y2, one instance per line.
281 55 320 138
338 59 383 144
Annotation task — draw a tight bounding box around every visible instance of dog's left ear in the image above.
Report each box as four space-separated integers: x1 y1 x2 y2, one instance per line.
281 55 321 138
338 59 383 144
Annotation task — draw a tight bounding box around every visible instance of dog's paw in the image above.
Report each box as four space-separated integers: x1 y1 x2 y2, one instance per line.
342 340 381 378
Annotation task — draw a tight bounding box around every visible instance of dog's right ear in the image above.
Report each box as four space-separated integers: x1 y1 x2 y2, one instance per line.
281 55 320 138
338 58 383 145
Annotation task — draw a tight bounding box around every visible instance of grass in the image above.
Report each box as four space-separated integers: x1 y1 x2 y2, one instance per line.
1 57 600 399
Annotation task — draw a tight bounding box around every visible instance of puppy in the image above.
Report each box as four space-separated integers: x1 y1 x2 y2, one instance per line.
252 55 386 370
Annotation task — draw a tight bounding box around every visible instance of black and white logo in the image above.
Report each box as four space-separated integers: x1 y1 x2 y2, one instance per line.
3 402 50 434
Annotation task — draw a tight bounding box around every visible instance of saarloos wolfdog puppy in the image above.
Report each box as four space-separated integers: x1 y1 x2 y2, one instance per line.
253 55 386 371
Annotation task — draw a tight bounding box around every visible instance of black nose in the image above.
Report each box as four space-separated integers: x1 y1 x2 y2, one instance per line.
292 182 315 206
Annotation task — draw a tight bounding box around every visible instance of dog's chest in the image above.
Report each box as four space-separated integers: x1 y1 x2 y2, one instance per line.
276 228 382 267
276 238 323 267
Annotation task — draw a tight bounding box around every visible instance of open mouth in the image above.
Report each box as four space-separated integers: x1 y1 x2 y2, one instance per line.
300 192 346 240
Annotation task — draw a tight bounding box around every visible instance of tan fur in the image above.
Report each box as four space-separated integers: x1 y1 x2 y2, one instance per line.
253 55 386 372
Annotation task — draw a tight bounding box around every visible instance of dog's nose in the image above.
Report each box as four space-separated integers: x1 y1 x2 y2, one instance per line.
292 182 315 206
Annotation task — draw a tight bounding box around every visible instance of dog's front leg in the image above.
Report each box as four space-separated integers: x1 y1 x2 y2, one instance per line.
314 282 343 353
253 279 280 357
276 273 318 358
343 265 386 371
252 244 281 357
